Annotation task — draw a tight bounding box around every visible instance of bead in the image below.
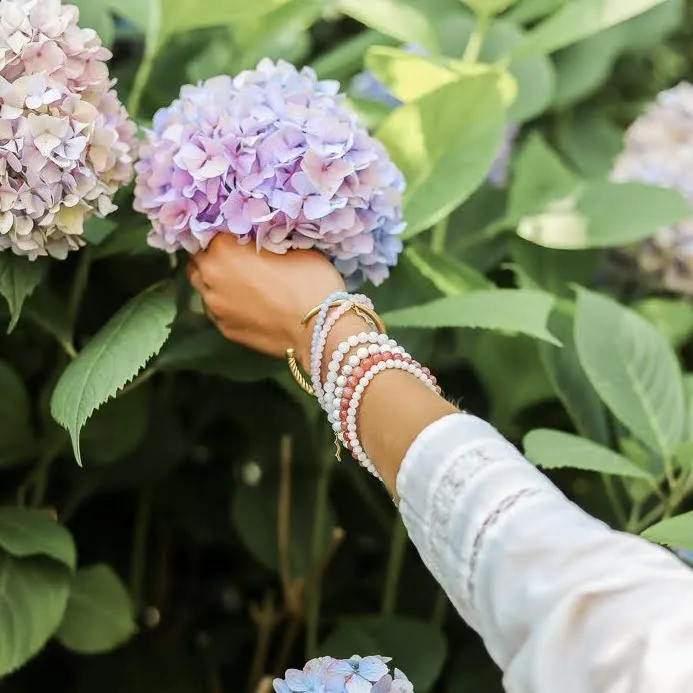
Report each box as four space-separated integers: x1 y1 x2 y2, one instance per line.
372 354 382 364
348 355 360 367
358 332 368 343
368 331 379 341
326 371 337 383
378 333 389 344
342 365 353 375
324 382 335 393
348 335 359 347
346 414 355 424
356 347 369 359
368 344 379 355
328 361 339 372
342 387 354 398
352 367 364 378
362 357 374 370
339 342 350 353
336 375 347 387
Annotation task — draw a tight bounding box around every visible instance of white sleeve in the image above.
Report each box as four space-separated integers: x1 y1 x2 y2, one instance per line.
396 413 693 693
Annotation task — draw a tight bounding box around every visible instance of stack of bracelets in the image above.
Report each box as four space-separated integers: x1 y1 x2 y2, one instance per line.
286 291 442 483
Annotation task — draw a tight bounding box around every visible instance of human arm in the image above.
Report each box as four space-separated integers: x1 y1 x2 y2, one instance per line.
188 236 693 693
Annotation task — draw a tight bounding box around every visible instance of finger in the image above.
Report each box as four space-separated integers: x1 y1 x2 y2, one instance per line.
186 261 207 295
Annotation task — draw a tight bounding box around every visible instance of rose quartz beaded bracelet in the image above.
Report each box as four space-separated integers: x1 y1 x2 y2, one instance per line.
328 334 441 479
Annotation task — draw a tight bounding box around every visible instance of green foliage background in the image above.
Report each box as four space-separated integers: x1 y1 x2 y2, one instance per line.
4 0 693 690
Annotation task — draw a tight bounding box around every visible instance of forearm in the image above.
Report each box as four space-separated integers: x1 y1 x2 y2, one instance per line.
299 312 457 493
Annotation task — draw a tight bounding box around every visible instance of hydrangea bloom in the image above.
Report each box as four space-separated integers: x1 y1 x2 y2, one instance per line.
611 82 693 295
350 46 518 187
134 59 406 287
273 655 413 693
0 0 136 260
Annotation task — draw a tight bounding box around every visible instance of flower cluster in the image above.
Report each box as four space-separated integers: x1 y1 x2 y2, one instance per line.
0 0 136 260
273 655 413 693
612 82 693 295
350 46 518 187
134 59 406 287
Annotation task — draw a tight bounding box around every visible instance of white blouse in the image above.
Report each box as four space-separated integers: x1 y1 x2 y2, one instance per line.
396 413 693 693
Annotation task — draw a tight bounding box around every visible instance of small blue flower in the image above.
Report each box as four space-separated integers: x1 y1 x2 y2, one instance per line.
329 655 391 693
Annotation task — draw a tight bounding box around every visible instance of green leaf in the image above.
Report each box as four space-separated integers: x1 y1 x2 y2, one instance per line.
51 283 177 465
83 217 118 246
337 0 440 51
475 19 555 123
509 238 598 297
159 0 296 44
474 334 554 432
634 298 693 350
507 133 578 222
555 112 623 178
642 512 693 549
0 554 71 677
81 384 152 465
320 616 447 691
24 287 74 355
684 373 693 440
91 222 152 260
516 182 691 250
365 47 460 102
383 289 560 344
378 73 506 238
405 246 492 295
0 507 76 571
57 564 136 654
72 0 115 47
506 0 566 24
0 254 46 333
538 305 609 444
524 429 652 478
0 362 35 468
155 325 282 381
513 0 671 56
575 288 686 458
462 0 520 15
231 471 336 579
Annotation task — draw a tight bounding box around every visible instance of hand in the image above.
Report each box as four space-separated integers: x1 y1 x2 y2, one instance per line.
187 235 346 369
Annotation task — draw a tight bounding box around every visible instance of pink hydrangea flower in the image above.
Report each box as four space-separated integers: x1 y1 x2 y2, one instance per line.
0 0 136 260
134 59 406 287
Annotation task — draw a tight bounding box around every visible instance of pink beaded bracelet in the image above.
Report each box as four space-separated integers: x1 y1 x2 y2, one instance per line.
311 294 374 408
330 350 440 479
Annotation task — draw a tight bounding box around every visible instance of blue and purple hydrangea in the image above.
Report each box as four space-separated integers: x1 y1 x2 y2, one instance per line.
134 59 406 287
273 656 413 693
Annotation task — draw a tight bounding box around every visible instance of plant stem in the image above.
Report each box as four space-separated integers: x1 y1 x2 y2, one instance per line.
277 436 296 610
129 487 153 614
248 591 277 692
68 246 91 326
381 517 407 617
29 434 65 508
601 475 627 528
127 2 161 119
431 217 449 254
305 427 333 658
462 13 489 64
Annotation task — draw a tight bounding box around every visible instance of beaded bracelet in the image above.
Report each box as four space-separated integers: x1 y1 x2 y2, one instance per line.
332 354 440 478
311 294 374 407
323 333 400 415
309 290 349 379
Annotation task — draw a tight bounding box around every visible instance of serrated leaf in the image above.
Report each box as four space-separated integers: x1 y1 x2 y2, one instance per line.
524 429 652 478
320 616 447 691
0 362 36 468
0 507 76 571
513 0 670 56
405 246 491 295
516 182 691 250
0 554 71 677
57 564 136 654
642 512 693 550
50 283 176 465
575 289 685 458
538 306 609 444
378 72 506 238
383 289 560 344
0 254 46 333
337 0 439 51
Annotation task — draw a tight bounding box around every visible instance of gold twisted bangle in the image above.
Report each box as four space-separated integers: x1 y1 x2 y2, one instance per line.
285 348 314 396
300 300 385 333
